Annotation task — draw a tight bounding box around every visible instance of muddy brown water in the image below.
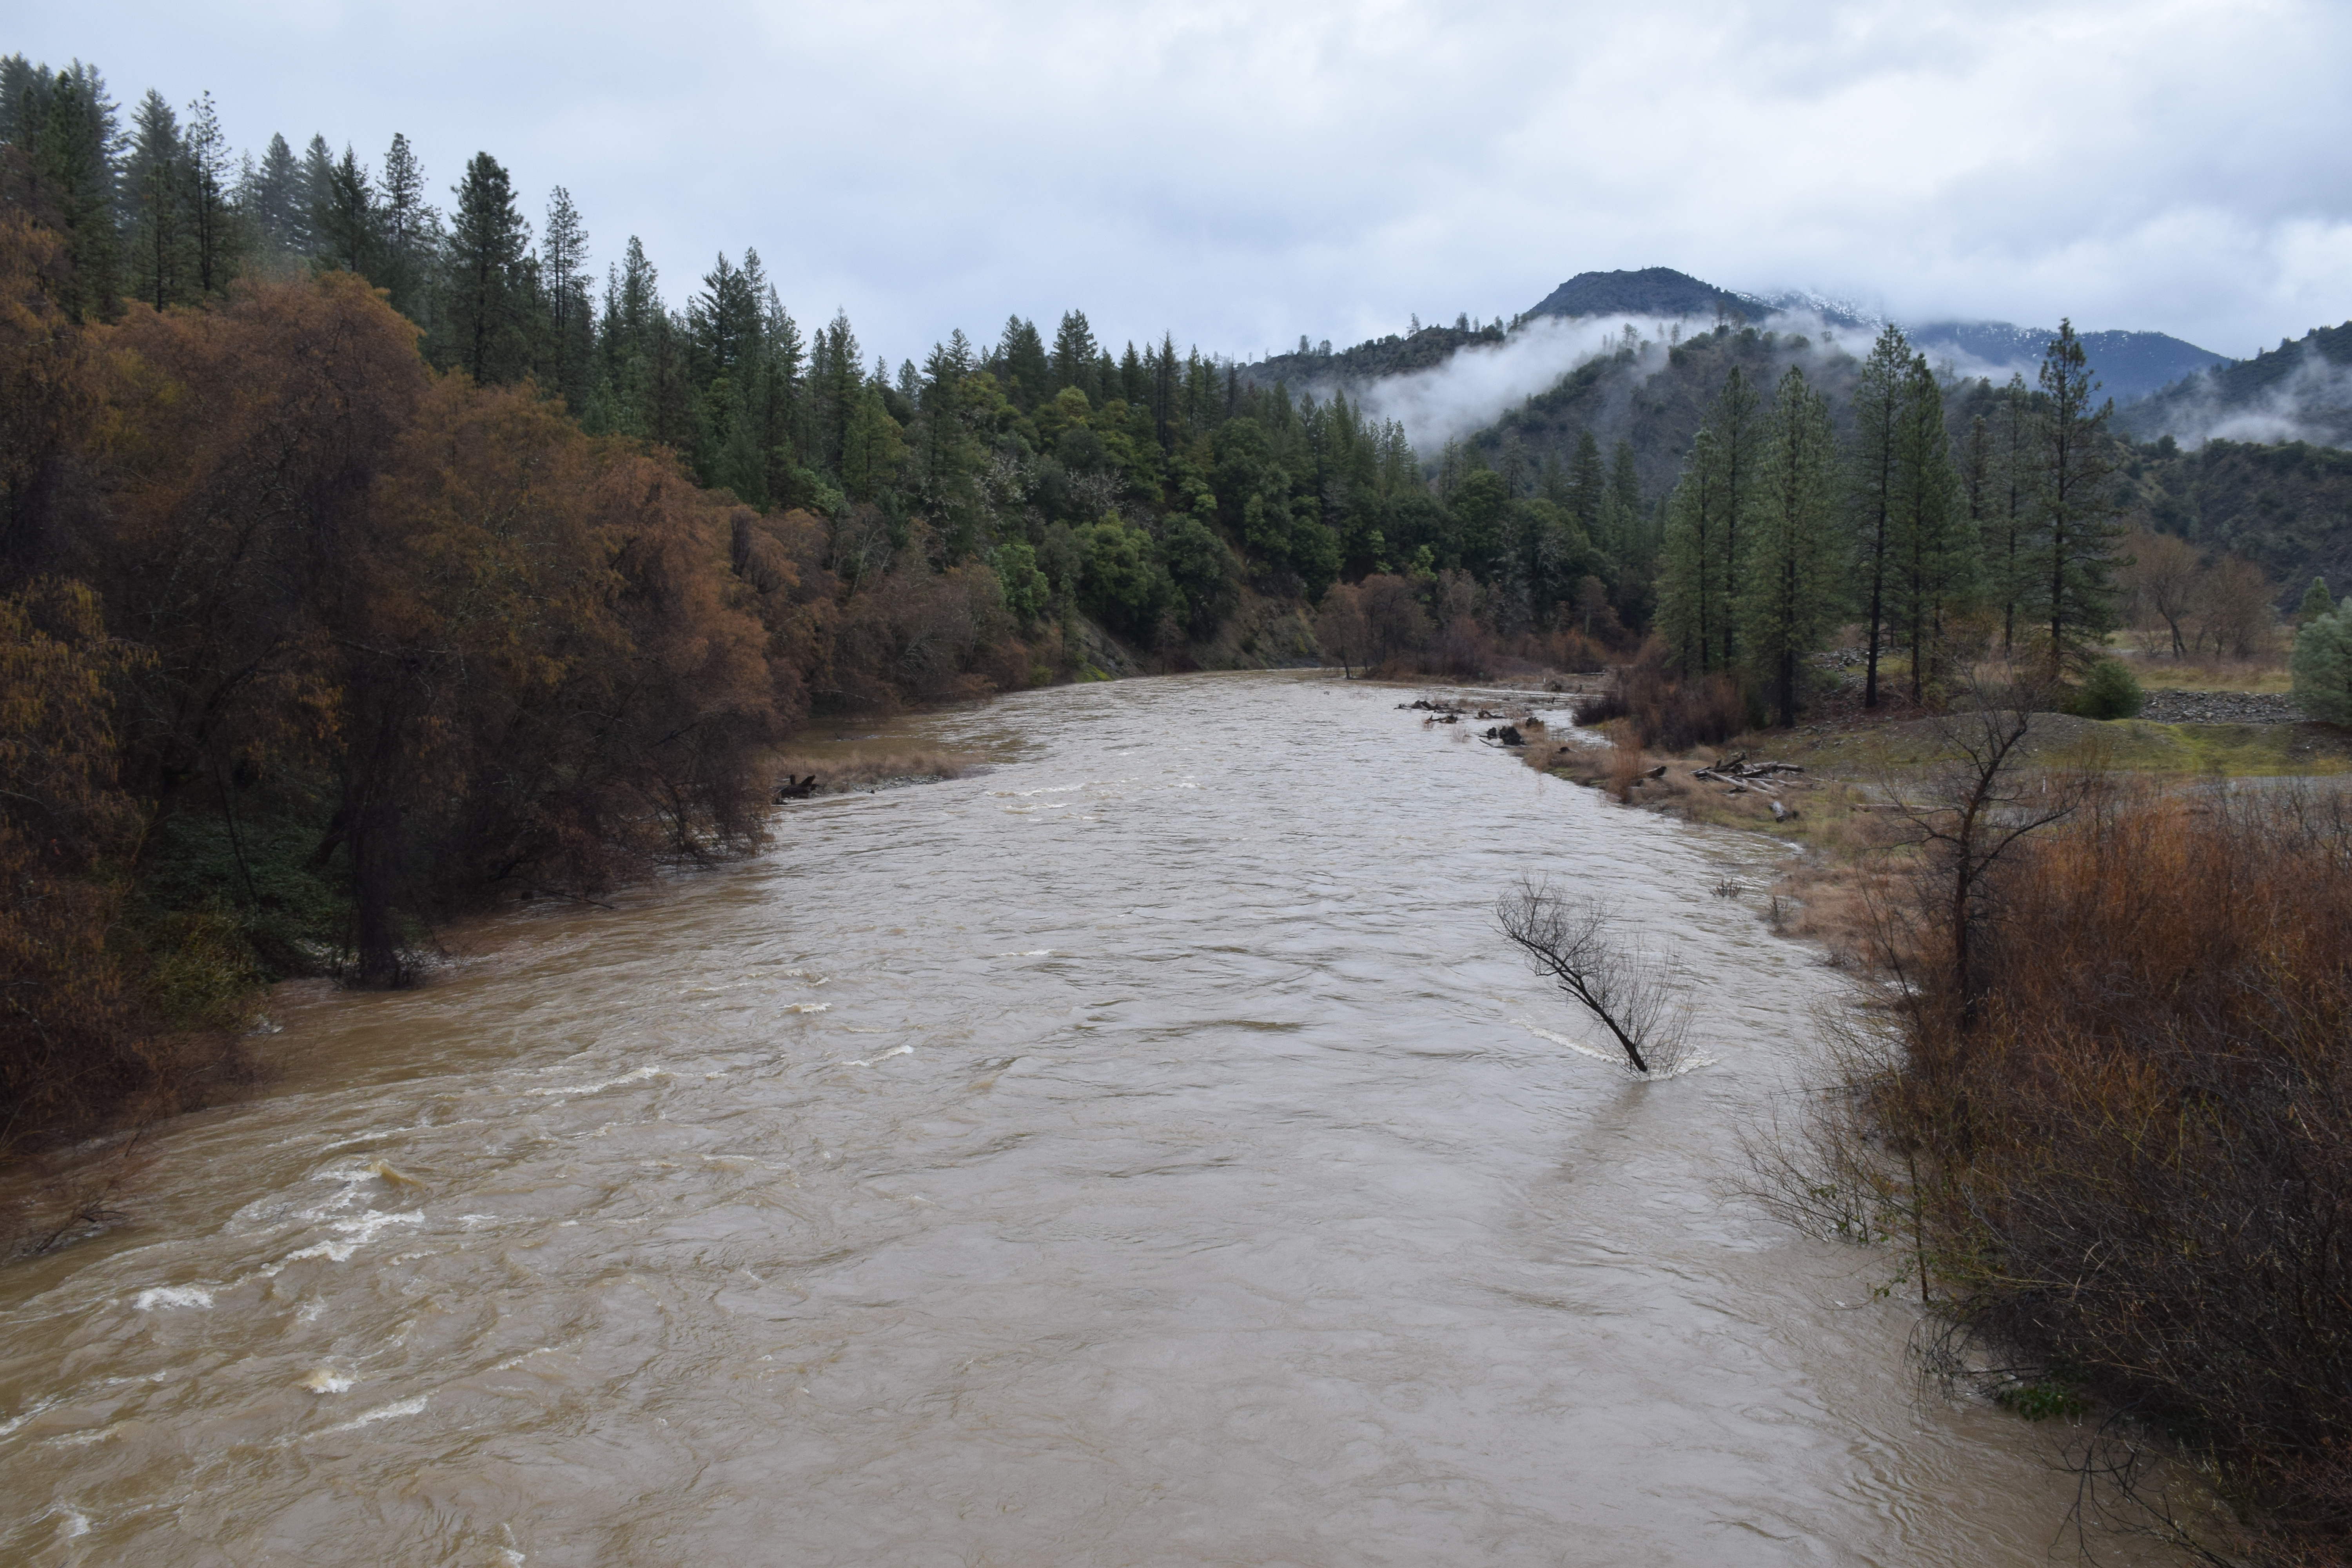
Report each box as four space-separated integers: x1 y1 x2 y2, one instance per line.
1 672 2182 1566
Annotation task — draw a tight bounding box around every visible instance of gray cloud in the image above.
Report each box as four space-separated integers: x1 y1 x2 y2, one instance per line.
18 0 2350 371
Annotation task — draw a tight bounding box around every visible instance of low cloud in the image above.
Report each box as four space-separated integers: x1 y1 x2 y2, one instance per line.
2135 352 2352 449
1330 310 1867 453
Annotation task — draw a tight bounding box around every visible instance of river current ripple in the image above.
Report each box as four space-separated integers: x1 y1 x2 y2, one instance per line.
0 673 2169 1565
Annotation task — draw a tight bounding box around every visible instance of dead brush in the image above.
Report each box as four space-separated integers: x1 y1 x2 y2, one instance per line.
1808 781 2352 1561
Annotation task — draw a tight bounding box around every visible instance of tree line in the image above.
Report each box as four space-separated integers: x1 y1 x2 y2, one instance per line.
3 54 1647 662
1649 322 2129 726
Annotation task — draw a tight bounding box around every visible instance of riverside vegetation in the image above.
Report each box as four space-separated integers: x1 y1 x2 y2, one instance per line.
10 50 2352 1564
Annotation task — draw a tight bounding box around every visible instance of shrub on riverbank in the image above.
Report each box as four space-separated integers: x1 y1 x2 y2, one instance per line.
1857 784 2352 1560
1575 647 1748 751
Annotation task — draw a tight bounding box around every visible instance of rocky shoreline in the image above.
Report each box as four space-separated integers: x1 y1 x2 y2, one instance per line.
2136 689 2306 725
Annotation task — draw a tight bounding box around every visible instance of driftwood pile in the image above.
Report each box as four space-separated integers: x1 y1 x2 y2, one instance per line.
1688 753 1807 820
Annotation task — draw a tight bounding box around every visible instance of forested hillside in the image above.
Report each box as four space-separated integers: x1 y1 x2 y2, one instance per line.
2117 320 2352 447
2116 436 2352 602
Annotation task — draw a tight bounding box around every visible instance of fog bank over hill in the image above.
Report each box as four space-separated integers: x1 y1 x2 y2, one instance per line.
2118 322 2352 448
1246 267 2232 454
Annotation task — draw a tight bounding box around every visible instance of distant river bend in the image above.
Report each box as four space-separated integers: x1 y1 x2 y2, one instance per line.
0 672 2181 1566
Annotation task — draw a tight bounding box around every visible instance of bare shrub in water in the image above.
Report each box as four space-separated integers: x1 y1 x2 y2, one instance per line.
1496 878 1692 1075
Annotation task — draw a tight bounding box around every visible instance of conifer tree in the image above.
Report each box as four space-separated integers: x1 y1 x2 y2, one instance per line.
2295 576 2332 624
1704 365 1763 671
1604 439 1652 629
439 151 532 383
181 93 241 296
376 132 438 321
1657 427 1730 672
811 311 863 472
1051 310 1098 399
243 131 308 263
1889 356 1978 696
1846 324 1911 705
1739 366 1842 728
2029 321 2120 673
313 145 378 277
1979 374 2036 652
25 66 123 321
840 383 904 503
299 134 334 249
539 188 594 409
2291 603 2352 726
1567 428 1607 554
997 316 1050 411
124 88 191 310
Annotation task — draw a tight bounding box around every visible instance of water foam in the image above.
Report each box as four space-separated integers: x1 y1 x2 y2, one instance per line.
1512 1019 1717 1077
131 1285 214 1311
524 1065 666 1097
316 1395 426 1434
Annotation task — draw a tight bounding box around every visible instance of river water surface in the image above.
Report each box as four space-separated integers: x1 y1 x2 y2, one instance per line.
1 673 2171 1565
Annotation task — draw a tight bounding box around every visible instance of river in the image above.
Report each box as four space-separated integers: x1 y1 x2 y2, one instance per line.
0 671 2174 1565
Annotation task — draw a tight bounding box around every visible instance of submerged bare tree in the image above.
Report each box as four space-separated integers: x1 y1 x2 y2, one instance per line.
1497 878 1691 1074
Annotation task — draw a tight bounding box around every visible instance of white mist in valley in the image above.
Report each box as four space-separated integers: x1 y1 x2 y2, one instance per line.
1337 310 1873 456
2145 354 2352 448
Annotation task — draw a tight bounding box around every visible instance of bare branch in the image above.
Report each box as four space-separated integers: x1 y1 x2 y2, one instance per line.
1496 877 1692 1075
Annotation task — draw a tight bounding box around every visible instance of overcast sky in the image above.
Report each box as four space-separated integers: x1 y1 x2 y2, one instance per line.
21 0 2349 368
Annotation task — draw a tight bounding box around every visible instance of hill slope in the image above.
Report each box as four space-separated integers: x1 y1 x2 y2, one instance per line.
1908 323 2227 403
2117 322 2352 447
1522 268 1766 325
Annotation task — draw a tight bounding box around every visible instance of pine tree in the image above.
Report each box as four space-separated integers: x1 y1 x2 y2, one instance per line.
123 89 192 310
1567 428 1607 555
439 152 532 383
840 382 904 503
24 65 124 321
1051 309 1098 399
1846 324 1911 705
1889 356 1978 696
243 132 309 263
1739 365 1842 728
1704 367 1763 671
811 311 863 473
299 134 334 255
313 145 378 277
998 316 1050 411
1604 440 1652 630
688 250 759 381
376 132 438 321
1979 374 2036 652
2029 321 2121 673
1657 427 1731 672
181 93 241 296
2291 603 2352 726
2294 576 2332 624
539 188 593 409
